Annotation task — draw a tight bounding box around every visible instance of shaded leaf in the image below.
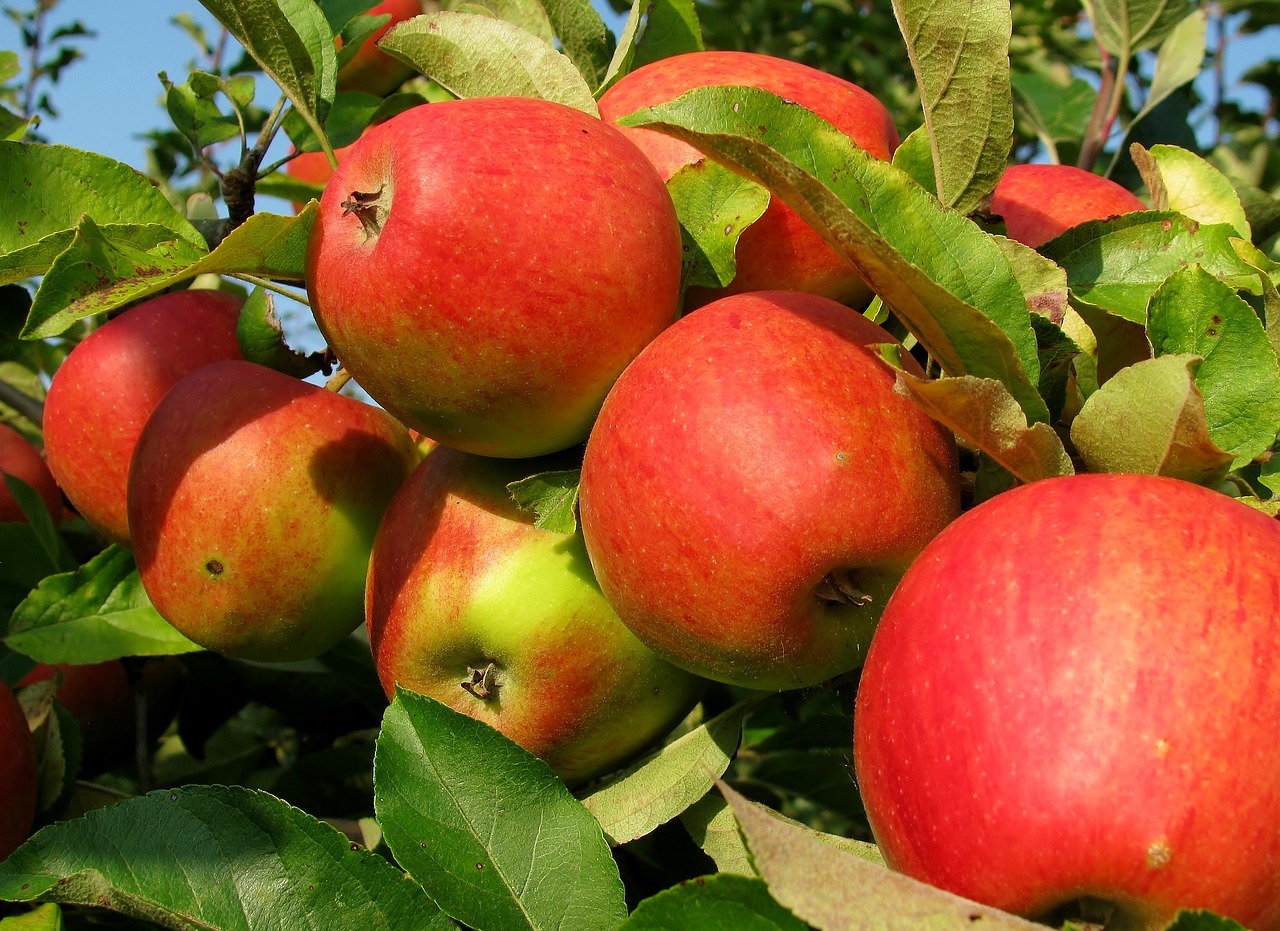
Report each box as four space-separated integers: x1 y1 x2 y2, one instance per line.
0 903 63 930
506 469 581 534
539 0 616 91
891 125 936 196
235 288 327 379
1116 6 1207 158
1086 0 1193 56
1011 72 1095 164
619 874 808 930
680 792 756 877
667 160 770 293
2 475 74 573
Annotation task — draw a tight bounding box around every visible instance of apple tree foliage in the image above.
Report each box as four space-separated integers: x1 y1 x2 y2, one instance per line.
0 0 1277 928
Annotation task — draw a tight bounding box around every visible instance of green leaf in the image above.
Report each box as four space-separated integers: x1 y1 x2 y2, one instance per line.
374 690 628 931
5 545 203 664
0 903 62 930
1146 264 1280 466
1070 353 1235 486
235 287 327 379
680 792 757 877
1132 143 1250 239
0 785 448 930
284 89 384 152
162 70 245 151
718 779 1048 931
1163 911 1251 931
1 475 74 573
628 0 702 73
581 699 753 847
506 469 581 533
890 125 936 196
620 86 1049 425
892 0 1013 213
538 0 616 91
1011 72 1095 164
450 0 557 46
197 0 338 162
1085 0 1193 56
1116 6 1207 157
0 143 205 283
380 11 599 114
620 874 809 930
1040 212 1261 325
667 160 770 293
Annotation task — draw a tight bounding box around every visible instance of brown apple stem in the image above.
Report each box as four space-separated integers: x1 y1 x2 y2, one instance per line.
462 662 498 700
340 187 388 239
815 569 874 607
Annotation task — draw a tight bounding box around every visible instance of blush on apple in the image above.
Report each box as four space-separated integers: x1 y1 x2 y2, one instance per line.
0 681 36 861
0 423 61 524
597 50 900 308
578 290 961 691
335 0 434 96
854 472 1280 930
989 163 1147 248
306 95 682 458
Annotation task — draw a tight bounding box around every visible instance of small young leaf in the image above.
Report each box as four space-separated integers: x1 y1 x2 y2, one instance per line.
1132 143 1250 239
1069 353 1235 486
0 785 449 930
507 469 580 533
892 0 1013 213
620 873 809 930
236 287 327 379
5 545 202 664
374 689 628 931
379 11 599 114
581 698 754 846
163 70 244 151
666 160 770 293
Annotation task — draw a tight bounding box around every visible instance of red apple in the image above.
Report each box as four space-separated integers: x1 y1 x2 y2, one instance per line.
285 137 360 214
989 163 1147 248
0 423 61 524
578 290 961 690
128 360 419 662
597 50 900 308
42 288 244 546
306 95 682 458
335 0 433 96
853 473 1280 930
0 681 36 860
366 446 707 785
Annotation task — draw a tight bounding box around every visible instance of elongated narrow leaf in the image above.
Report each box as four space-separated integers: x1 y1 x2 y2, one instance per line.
581 699 753 846
1070 353 1234 486
380 11 598 114
539 0 615 91
198 0 337 160
621 874 809 930
2 476 74 573
0 786 448 931
621 87 1049 425
892 0 1013 213
5 545 202 663
374 690 627 931
1132 143 1250 238
1116 7 1206 155
1086 0 1193 57
629 0 702 72
1147 264 1280 466
719 780 1048 931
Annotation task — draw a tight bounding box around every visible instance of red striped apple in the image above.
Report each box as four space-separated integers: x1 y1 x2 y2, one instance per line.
366 447 707 785
989 163 1147 248
854 473 1280 930
305 95 682 459
578 290 961 690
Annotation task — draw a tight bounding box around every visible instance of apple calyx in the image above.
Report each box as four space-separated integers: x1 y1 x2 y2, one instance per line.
462 662 500 700
815 568 876 607
340 187 389 239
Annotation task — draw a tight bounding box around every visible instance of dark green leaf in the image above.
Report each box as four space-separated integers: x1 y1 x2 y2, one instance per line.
506 469 580 533
667 160 770 292
1 475 73 573
892 0 1013 213
0 785 448 930
1117 7 1206 157
284 90 383 152
319 0 382 33
620 874 808 930
374 690 628 931
1163 911 1251 931
235 287 326 378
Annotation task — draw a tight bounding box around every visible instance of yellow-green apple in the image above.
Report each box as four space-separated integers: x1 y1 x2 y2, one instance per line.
597 50 899 308
578 290 961 691
305 95 682 459
366 446 707 786
0 423 61 524
128 360 419 662
335 0 434 96
0 681 36 860
42 288 244 546
989 163 1147 248
854 472 1280 930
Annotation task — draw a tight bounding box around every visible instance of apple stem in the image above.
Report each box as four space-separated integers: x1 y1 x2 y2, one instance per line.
462 662 498 700
815 570 874 607
340 188 387 239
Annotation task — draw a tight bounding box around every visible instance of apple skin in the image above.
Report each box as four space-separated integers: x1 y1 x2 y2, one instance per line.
306 96 682 459
0 423 62 524
578 290 961 691
989 163 1147 248
128 360 420 663
366 446 708 786
853 473 1280 930
335 0 433 96
0 681 36 861
42 288 244 546
285 137 359 214
597 50 899 308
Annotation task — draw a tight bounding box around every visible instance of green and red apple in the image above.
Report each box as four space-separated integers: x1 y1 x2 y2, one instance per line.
854 472 1280 930
989 163 1147 248
0 681 36 860
366 446 707 786
335 0 434 96
305 95 682 459
42 288 244 546
128 360 419 662
597 50 899 308
0 423 62 524
578 290 961 691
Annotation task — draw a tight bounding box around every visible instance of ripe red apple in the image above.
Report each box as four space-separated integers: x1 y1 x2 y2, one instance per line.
335 0 433 96
578 290 961 690
597 50 900 308
42 288 244 546
853 473 1280 930
128 360 419 662
0 423 61 524
0 681 37 860
989 163 1147 248
306 95 682 458
366 446 707 786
